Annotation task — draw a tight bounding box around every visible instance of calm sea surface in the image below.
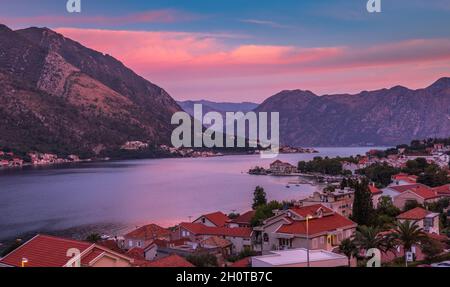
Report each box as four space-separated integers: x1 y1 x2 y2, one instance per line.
0 147 377 240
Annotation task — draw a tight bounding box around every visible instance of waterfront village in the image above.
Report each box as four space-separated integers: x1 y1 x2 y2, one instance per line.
1 139 450 267
0 141 317 169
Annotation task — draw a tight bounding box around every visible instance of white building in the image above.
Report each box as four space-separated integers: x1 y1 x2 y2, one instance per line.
251 248 351 267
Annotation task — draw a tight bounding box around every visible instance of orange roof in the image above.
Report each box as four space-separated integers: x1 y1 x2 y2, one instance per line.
200 236 232 248
198 211 230 227
0 234 132 267
289 204 334 217
433 184 450 195
390 184 439 199
125 247 145 260
180 222 252 238
392 173 418 183
397 207 431 220
369 185 382 195
124 224 170 240
276 213 356 236
137 254 194 267
230 257 251 267
230 210 256 225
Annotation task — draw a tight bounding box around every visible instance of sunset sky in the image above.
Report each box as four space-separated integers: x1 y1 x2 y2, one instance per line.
2 0 450 102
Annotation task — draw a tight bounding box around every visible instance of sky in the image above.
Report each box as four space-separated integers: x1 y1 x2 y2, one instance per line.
1 0 450 102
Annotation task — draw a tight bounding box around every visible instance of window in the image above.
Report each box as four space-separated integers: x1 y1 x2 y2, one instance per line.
202 218 206 224
137 241 141 247
263 233 269 242
128 241 133 248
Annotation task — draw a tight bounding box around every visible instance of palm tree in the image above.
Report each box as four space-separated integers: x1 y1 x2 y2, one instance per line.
390 221 427 266
354 225 384 251
338 238 358 267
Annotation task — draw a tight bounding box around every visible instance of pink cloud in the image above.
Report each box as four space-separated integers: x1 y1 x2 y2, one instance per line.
54 28 450 102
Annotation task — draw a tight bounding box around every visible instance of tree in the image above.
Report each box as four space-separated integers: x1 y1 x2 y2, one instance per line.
186 253 218 267
354 225 384 251
390 221 427 266
421 238 444 261
403 200 423 212
338 238 358 267
85 233 102 243
251 200 283 226
252 186 267 210
351 179 374 225
418 164 449 187
357 163 399 187
372 196 401 229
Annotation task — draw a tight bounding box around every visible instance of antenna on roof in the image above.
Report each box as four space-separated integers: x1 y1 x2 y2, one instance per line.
188 216 192 222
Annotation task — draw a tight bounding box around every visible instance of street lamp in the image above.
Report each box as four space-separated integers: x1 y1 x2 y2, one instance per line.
21 257 28 267
306 215 313 267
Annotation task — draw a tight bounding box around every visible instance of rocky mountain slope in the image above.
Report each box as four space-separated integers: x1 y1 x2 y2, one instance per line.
255 78 450 147
0 24 182 157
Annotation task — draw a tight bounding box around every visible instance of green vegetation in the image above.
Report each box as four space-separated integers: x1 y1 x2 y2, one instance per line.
85 233 102 243
297 156 346 176
186 253 218 267
350 179 374 226
227 247 257 263
251 201 283 227
356 163 399 188
371 196 401 229
252 186 267 210
338 238 358 267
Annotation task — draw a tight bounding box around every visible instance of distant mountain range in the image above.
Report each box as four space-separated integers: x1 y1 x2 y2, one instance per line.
0 24 181 157
177 100 258 118
255 78 450 147
1 24 450 156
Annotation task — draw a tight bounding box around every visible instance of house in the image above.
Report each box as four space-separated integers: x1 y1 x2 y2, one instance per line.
0 234 134 267
397 207 440 234
269 160 297 175
134 254 194 267
194 211 229 227
433 184 450 198
228 210 256 228
298 187 354 217
391 173 418 186
390 184 441 209
251 248 352 267
123 223 171 250
369 184 383 208
143 238 194 261
253 204 356 253
173 222 252 253
200 236 233 259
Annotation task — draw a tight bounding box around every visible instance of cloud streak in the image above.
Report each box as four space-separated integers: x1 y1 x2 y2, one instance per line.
55 27 450 101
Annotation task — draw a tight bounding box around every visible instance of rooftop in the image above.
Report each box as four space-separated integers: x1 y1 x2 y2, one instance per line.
196 211 229 227
124 223 170 240
252 248 347 266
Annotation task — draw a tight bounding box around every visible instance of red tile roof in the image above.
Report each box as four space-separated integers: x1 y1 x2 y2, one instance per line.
230 257 251 267
397 207 431 220
197 211 229 227
289 204 334 217
125 247 145 260
390 184 439 199
230 210 256 225
392 173 418 183
124 224 170 240
276 213 356 236
0 234 133 267
136 254 194 267
369 185 382 195
180 222 252 238
433 184 450 195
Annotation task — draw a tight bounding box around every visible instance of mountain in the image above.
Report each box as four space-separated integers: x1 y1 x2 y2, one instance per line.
255 78 450 147
0 24 181 157
177 100 258 118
